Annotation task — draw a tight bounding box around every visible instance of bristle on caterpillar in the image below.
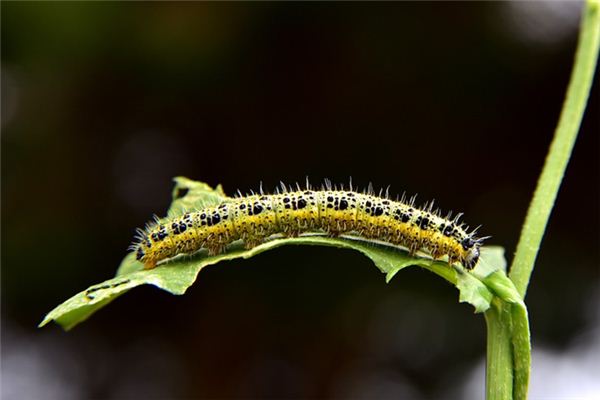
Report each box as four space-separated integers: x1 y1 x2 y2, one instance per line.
132 182 488 270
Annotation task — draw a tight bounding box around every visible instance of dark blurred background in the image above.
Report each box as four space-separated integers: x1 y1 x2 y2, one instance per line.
2 2 598 399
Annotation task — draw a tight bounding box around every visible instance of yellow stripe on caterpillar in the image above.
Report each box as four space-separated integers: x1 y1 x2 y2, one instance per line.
133 185 487 270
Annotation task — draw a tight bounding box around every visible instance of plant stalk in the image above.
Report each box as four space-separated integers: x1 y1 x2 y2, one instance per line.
509 0 600 298
486 2 599 399
485 300 514 400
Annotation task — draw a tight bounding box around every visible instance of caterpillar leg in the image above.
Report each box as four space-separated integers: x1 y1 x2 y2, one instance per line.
243 239 263 249
447 256 459 267
143 260 157 270
407 241 419 257
430 248 444 260
207 245 226 256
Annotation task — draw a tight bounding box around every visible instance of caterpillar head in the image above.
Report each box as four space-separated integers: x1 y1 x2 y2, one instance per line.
464 245 480 270
461 236 481 270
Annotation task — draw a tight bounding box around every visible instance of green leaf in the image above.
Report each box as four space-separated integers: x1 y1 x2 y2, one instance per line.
40 177 508 330
167 176 228 217
483 271 523 306
456 270 495 314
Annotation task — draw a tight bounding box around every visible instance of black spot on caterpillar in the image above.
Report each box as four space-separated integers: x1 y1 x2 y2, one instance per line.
132 182 488 270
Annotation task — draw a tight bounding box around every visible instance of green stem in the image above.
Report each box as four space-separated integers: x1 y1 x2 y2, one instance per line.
486 2 599 399
509 0 600 298
485 300 514 400
483 272 531 400
511 304 531 400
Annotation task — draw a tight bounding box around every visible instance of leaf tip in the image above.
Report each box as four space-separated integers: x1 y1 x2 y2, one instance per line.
385 269 400 283
37 318 50 328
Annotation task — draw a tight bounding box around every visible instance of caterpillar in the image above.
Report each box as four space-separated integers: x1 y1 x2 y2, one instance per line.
132 181 488 270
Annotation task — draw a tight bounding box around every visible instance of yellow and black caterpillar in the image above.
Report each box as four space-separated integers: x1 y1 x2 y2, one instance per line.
133 182 487 270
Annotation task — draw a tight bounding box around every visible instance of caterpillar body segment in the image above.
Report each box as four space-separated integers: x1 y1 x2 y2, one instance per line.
133 185 485 270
